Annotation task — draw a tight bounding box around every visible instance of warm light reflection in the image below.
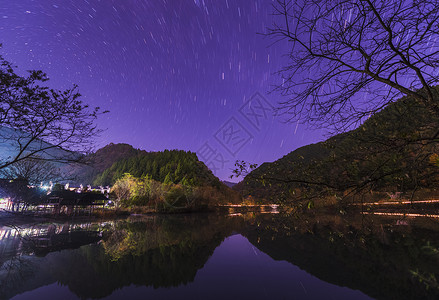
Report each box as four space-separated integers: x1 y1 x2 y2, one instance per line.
352 199 439 206
362 212 439 218
220 204 280 208
0 221 114 245
0 197 9 209
224 204 280 215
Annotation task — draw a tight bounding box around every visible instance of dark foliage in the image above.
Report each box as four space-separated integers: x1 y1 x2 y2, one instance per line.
94 149 221 187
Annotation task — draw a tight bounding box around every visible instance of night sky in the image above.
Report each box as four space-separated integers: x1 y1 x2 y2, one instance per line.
1 0 324 181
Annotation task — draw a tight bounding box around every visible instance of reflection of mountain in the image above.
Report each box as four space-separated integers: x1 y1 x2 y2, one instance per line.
0 214 244 300
2 213 439 300
241 214 439 300
65 215 245 298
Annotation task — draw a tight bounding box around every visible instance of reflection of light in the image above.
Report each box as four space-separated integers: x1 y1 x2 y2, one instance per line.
226 204 280 215
228 213 243 216
219 204 280 208
362 212 439 218
353 199 439 206
0 197 10 209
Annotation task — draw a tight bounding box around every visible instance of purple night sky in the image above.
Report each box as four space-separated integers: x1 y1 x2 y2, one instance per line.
0 0 324 181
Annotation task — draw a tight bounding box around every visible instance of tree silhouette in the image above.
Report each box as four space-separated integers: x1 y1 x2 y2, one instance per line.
269 0 439 131
0 48 105 170
0 157 62 185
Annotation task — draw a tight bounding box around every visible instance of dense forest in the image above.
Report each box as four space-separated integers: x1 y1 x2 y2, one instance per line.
93 149 220 187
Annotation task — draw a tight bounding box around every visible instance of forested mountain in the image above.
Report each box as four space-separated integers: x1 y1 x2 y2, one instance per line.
70 144 242 208
93 149 221 187
88 145 241 207
0 132 143 185
69 143 144 184
89 143 145 173
236 94 439 203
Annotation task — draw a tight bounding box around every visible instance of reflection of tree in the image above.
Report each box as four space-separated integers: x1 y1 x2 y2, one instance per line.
102 215 230 260
0 256 37 300
0 221 107 300
0 215 245 300
52 215 245 299
241 214 439 300
5 213 438 300
0 224 49 300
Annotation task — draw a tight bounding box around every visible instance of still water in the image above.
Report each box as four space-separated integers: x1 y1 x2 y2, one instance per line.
0 212 438 300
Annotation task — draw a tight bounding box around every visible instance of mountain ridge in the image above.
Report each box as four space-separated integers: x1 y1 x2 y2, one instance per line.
235 94 439 203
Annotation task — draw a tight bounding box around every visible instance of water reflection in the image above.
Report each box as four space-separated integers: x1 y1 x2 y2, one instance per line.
0 212 438 299
242 213 439 300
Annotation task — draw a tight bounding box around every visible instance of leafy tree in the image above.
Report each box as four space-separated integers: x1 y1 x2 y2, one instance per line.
112 174 137 208
163 173 173 185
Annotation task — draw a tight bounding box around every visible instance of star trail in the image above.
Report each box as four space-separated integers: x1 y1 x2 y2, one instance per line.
0 0 323 180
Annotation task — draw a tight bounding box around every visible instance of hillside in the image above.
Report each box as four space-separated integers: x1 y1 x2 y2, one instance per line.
222 181 237 188
89 147 242 207
75 143 220 187
0 126 81 165
70 143 145 184
236 95 439 203
88 143 146 172
0 126 83 184
93 149 221 187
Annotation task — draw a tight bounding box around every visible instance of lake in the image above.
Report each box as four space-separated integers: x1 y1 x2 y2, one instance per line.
0 211 438 300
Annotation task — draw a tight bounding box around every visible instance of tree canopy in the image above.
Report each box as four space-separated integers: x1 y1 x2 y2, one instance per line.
93 149 221 187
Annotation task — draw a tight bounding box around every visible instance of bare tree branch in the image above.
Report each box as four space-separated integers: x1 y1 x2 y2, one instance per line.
268 0 439 132
0 47 106 171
